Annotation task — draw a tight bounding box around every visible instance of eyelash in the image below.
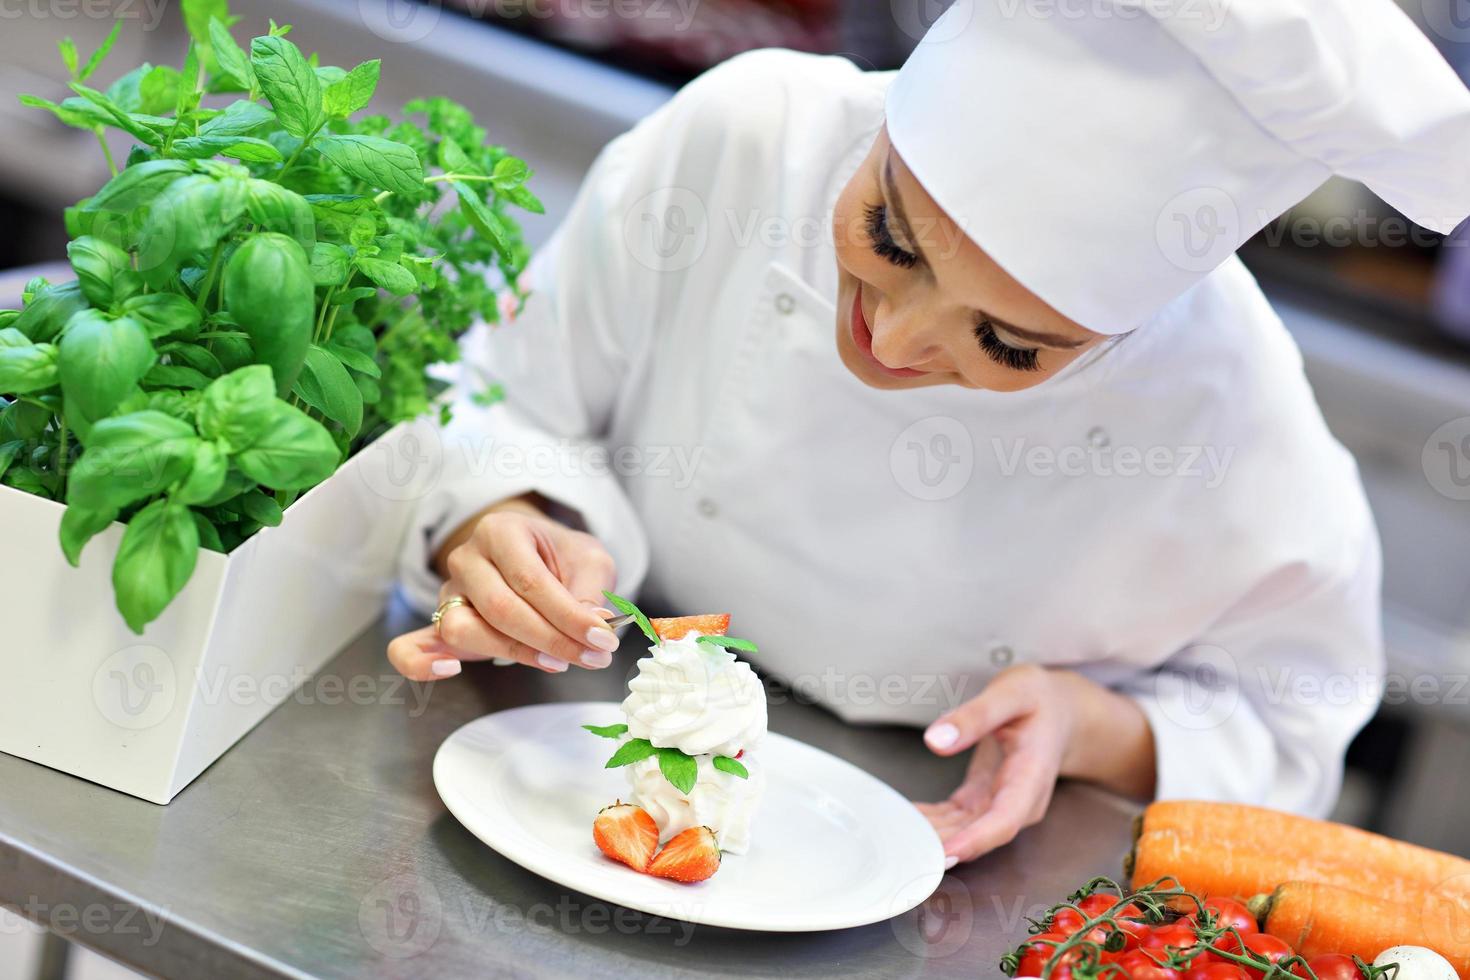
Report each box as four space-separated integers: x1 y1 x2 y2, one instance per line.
975 319 1042 372
863 200 1042 373
863 203 919 269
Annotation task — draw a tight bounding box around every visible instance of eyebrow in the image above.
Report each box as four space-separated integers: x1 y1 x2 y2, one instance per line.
881 152 1089 352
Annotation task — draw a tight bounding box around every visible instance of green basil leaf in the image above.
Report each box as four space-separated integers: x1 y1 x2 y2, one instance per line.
502 183 544 215
0 333 60 394
197 364 275 451
233 400 340 489
712 755 749 779
304 194 375 239
221 232 314 395
314 134 424 197
0 439 24 485
243 179 315 246
582 723 629 739
143 363 212 390
322 59 379 118
138 65 182 115
656 747 698 795
84 159 192 213
324 340 380 378
249 35 324 139
59 36 79 76
602 590 659 645
58 311 154 422
67 410 199 512
120 293 202 340
198 99 274 139
239 488 283 527
355 256 416 296
293 344 362 438
137 175 247 288
437 137 475 175
112 498 200 634
165 342 222 379
58 504 117 566
603 737 657 769
330 286 376 305
172 439 227 505
208 18 255 92
193 510 225 552
13 280 89 343
169 134 282 163
67 236 131 308
309 242 350 286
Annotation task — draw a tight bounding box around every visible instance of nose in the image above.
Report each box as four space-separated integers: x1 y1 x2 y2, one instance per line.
869 296 941 370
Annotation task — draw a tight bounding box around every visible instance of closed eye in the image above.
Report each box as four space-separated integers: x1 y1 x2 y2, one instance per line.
975 318 1042 372
864 203 918 270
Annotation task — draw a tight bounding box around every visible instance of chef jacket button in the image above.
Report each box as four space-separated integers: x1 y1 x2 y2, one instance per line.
697 497 719 518
1087 426 1110 449
990 644 1015 667
774 292 796 314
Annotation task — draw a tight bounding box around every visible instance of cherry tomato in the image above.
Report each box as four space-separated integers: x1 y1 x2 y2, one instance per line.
1078 894 1145 920
1017 933 1076 978
1291 954 1365 980
1119 950 1184 980
1186 965 1251 980
1188 897 1259 937
1236 933 1294 977
1144 922 1202 952
1050 908 1086 934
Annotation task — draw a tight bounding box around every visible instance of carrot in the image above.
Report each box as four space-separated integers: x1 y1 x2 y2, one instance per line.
1255 881 1470 976
1142 801 1470 899
1129 828 1437 907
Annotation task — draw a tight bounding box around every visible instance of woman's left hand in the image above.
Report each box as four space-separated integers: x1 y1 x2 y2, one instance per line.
915 665 1157 867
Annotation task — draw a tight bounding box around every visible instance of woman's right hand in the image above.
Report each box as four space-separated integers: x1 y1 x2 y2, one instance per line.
386 496 622 681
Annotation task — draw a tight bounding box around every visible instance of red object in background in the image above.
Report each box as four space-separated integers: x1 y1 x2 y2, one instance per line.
451 0 839 80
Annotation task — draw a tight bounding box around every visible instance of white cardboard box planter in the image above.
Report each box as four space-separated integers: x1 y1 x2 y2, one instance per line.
0 419 436 804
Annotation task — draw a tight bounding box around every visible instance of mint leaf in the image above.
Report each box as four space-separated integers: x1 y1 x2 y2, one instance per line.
697 635 758 654
604 738 656 769
323 59 379 118
712 755 749 779
582 722 628 739
249 34 324 138
603 590 659 646
657 747 698 795
314 134 424 197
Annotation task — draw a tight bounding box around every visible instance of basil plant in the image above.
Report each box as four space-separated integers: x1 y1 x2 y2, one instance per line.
0 0 537 632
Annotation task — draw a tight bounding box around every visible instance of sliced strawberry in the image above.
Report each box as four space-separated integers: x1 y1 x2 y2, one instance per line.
648 826 721 883
592 802 659 872
650 614 730 640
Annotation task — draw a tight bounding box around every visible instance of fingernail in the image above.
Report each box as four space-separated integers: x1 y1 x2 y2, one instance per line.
430 659 462 678
594 607 615 618
536 653 569 672
585 626 619 653
580 649 613 669
943 854 959 870
925 722 959 750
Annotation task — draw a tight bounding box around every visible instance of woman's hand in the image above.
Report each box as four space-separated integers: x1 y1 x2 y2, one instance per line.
387 495 622 681
915 665 1156 866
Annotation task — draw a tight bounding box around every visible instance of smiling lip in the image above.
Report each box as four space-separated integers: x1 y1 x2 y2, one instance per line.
850 288 927 379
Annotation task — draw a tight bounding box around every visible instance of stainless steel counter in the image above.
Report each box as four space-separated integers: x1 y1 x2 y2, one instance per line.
0 601 1139 979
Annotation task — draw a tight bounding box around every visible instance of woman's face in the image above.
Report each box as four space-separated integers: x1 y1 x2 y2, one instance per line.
832 128 1105 392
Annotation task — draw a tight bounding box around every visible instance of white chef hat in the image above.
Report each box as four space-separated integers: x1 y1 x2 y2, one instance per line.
884 0 1470 334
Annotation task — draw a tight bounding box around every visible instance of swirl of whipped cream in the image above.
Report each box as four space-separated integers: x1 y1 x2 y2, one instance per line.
620 632 766 758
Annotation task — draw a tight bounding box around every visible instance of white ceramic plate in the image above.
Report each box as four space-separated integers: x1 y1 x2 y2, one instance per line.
433 701 945 932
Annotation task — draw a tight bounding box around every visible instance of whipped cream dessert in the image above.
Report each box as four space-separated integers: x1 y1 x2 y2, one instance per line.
619 631 768 854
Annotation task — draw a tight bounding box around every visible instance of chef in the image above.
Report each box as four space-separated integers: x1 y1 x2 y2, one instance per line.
387 0 1470 865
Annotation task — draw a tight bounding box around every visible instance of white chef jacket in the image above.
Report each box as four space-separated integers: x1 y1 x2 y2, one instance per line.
398 50 1384 816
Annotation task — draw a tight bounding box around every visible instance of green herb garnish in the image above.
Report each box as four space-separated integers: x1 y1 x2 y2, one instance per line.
602 590 659 645
712 755 748 779
697 635 759 654
581 722 627 739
